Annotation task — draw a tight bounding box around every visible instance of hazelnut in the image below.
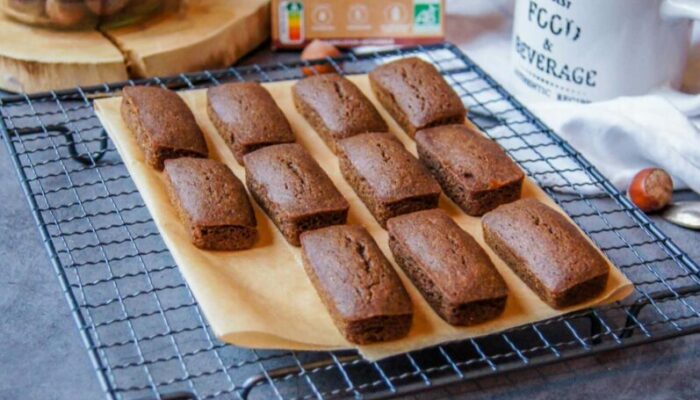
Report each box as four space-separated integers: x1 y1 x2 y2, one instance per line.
8 0 45 15
84 0 130 16
628 168 673 213
300 40 342 75
45 0 89 27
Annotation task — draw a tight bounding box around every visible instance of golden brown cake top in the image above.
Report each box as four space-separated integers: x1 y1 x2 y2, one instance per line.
369 57 465 130
482 198 609 293
163 158 256 229
388 209 508 304
338 133 440 203
121 86 208 157
301 225 412 321
293 73 388 138
243 143 349 218
207 82 295 146
416 124 524 192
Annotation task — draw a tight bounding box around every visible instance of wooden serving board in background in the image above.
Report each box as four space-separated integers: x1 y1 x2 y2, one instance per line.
0 0 270 93
0 12 127 93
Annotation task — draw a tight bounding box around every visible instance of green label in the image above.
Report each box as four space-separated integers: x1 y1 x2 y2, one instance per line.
414 0 441 31
286 2 302 12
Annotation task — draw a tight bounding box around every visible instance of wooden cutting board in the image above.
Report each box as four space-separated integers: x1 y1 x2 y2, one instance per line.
0 12 127 93
0 0 270 93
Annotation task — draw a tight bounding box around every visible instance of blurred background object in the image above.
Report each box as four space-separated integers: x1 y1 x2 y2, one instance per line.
271 0 445 49
2 0 173 30
445 0 700 219
0 0 269 92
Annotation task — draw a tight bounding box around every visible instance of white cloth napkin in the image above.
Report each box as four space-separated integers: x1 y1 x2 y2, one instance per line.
529 93 700 194
446 0 700 195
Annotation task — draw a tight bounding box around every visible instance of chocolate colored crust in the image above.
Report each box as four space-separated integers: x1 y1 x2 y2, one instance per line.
121 86 208 170
292 73 388 153
207 82 295 164
163 158 257 251
300 225 413 344
482 198 609 309
387 209 508 326
337 133 440 227
368 57 465 137
415 124 524 216
243 143 349 246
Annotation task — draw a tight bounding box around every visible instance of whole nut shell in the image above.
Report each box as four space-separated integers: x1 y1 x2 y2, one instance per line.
628 168 673 213
300 40 342 75
84 0 130 16
45 0 89 27
8 0 45 15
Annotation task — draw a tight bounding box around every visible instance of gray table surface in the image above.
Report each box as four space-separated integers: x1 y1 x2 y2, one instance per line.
1 47 700 400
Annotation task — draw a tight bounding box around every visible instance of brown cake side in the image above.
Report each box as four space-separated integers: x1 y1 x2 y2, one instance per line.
387 209 508 326
243 143 349 246
207 82 295 164
482 198 609 309
415 124 524 216
368 57 465 137
337 133 440 227
292 73 388 153
300 225 413 344
163 158 257 251
121 86 208 170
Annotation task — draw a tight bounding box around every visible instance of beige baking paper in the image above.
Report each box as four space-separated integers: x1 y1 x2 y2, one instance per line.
94 75 633 361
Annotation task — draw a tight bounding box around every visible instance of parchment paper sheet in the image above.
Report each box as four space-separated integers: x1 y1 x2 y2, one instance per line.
94 75 633 361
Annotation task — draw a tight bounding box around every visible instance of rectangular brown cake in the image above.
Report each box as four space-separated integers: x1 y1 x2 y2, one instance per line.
243 143 349 246
163 158 257 251
300 225 413 344
368 57 466 137
121 86 208 170
337 133 440 227
387 209 508 326
415 124 524 216
482 198 610 309
207 82 295 165
292 73 388 153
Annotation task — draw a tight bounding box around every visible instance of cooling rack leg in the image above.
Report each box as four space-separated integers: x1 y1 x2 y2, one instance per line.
588 283 700 345
589 313 603 345
620 284 700 339
240 355 361 399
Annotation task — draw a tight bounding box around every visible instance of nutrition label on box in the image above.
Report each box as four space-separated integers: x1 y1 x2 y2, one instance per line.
273 0 445 49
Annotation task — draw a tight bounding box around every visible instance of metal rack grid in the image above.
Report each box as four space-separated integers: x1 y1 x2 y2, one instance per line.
2 43 700 400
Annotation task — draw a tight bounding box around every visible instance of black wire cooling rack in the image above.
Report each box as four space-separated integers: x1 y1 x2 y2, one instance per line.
2 43 700 400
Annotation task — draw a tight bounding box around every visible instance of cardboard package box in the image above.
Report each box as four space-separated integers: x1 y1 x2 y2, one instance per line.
271 0 445 49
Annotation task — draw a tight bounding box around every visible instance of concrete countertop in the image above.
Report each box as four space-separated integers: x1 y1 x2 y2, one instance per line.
2 8 700 398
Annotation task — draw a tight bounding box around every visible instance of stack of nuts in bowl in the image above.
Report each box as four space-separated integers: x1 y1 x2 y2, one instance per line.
2 0 176 29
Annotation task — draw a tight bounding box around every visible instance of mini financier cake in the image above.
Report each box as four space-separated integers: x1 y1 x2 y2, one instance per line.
163 158 257 251
292 73 388 153
387 209 508 326
121 86 208 170
369 57 465 137
337 133 441 227
243 143 349 246
207 82 295 164
300 225 413 344
416 124 524 216
482 198 610 309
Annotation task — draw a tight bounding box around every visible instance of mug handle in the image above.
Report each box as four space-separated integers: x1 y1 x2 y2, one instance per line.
662 0 700 20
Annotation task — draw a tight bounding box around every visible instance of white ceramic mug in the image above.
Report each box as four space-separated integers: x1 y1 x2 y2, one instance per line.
511 0 700 102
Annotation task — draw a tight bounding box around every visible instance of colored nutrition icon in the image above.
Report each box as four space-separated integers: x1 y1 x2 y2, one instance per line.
280 1 304 44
